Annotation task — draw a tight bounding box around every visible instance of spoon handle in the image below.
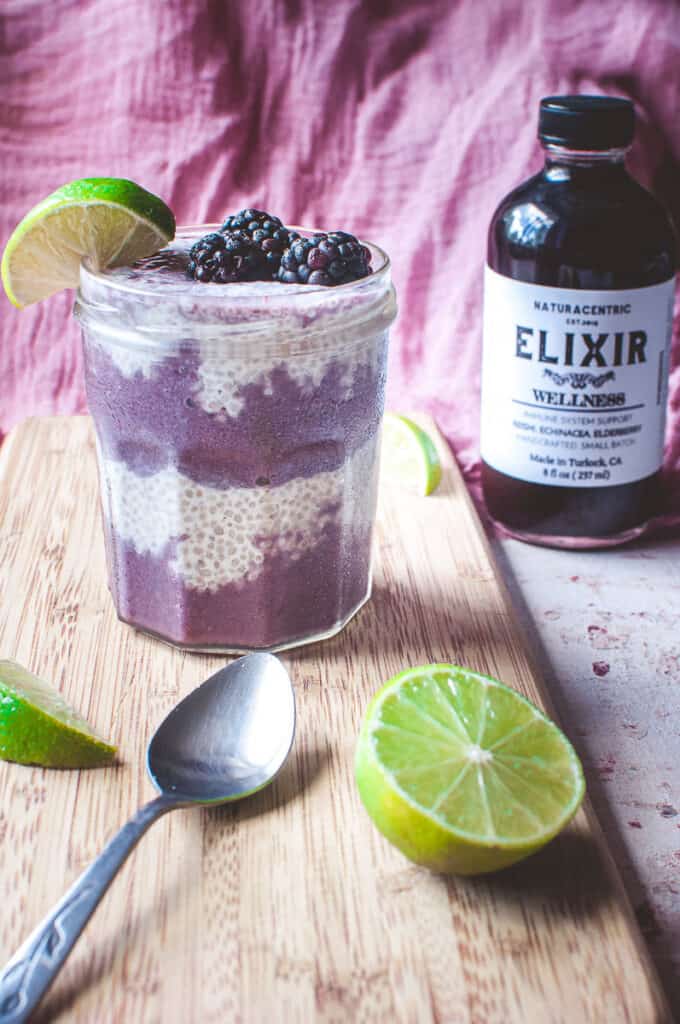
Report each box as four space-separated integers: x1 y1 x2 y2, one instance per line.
0 793 177 1023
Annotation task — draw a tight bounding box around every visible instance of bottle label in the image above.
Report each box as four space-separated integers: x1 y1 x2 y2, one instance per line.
481 268 675 488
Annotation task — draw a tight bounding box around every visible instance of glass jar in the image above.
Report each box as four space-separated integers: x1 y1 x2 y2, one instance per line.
75 227 397 651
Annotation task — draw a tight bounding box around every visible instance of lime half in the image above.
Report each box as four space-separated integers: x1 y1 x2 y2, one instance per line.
0 659 116 768
355 665 585 875
381 413 442 496
2 177 175 308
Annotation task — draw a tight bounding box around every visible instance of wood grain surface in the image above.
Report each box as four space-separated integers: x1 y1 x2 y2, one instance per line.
0 415 671 1024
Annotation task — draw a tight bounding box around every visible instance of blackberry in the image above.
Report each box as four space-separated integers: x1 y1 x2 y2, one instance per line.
187 230 269 283
277 231 372 286
220 208 298 274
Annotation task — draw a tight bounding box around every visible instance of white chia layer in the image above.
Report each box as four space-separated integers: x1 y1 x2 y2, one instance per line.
97 435 379 591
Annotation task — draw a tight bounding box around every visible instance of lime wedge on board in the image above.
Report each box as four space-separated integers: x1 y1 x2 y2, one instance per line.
381 413 443 496
0 659 116 768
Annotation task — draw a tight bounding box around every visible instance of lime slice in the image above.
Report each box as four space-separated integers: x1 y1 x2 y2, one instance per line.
2 177 175 308
0 659 116 768
355 665 585 875
381 413 442 495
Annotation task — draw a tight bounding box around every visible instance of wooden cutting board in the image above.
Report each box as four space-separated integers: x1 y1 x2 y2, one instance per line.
0 415 670 1024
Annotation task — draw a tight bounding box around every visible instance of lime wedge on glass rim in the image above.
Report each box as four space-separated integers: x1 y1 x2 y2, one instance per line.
1 177 175 308
355 664 585 875
381 413 442 496
0 659 116 768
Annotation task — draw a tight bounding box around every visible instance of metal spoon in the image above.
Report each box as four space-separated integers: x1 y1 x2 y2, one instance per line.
0 652 296 1023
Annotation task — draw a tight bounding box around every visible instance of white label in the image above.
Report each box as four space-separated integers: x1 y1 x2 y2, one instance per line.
481 267 675 488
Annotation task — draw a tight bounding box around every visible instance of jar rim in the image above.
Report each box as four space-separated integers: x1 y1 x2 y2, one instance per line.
75 225 396 352
79 224 391 303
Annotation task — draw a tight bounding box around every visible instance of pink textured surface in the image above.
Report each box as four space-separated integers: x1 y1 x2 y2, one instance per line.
495 535 680 1011
1 0 680 521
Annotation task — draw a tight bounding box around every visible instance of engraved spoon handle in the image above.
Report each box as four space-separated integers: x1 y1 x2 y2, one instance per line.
0 794 177 1023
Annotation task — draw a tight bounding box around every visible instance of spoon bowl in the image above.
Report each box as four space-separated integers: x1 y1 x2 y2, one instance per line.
148 652 296 802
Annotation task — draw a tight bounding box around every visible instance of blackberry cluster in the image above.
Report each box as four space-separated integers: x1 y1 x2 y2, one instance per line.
187 211 373 287
220 209 298 274
277 231 372 286
187 230 268 283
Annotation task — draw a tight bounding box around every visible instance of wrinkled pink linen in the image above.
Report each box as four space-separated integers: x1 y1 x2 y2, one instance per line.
1 0 680 524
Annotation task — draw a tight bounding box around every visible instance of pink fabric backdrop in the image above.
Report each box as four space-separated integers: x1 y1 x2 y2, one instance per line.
2 0 680 521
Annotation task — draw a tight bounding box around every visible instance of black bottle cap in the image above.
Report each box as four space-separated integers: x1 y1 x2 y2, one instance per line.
538 95 635 151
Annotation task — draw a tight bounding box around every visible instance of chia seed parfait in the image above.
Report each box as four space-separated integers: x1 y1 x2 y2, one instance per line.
74 222 396 652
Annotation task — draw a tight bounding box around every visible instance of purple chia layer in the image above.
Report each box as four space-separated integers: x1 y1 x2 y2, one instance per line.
83 336 387 486
105 518 372 650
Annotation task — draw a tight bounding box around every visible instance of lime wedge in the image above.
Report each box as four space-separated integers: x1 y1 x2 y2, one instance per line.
381 413 442 495
0 659 116 768
1 177 175 308
355 665 585 875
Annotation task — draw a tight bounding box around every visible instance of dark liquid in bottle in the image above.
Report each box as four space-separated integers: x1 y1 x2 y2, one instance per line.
482 100 676 547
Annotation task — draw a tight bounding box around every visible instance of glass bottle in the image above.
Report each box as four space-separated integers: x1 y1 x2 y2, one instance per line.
481 95 676 548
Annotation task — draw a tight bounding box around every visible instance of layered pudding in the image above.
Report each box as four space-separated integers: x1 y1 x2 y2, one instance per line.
75 227 396 651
